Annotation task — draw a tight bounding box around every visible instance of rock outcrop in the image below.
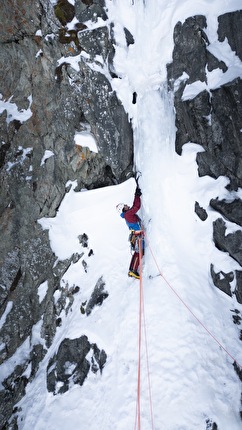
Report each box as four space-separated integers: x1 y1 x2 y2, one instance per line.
1 1 242 427
46 336 107 395
0 0 133 427
167 10 242 421
167 11 242 303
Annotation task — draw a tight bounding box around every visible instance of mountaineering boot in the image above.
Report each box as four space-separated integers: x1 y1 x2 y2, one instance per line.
128 270 140 279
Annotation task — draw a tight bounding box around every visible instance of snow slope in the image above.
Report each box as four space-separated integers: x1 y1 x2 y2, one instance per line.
15 0 242 429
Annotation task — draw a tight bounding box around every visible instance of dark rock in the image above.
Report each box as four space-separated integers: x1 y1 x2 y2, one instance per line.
173 78 242 191
124 27 134 46
162 9 242 415
75 0 108 23
174 88 211 155
231 309 242 325
210 198 242 226
235 271 242 304
195 201 208 221
29 344 47 380
233 361 242 382
78 233 89 247
206 419 218 430
78 26 111 60
0 0 41 43
197 79 242 191
54 0 75 26
206 50 228 73
91 343 107 373
213 218 242 266
107 23 117 78
86 276 109 316
168 11 242 192
0 0 132 410
0 341 46 430
46 336 107 394
54 274 81 319
74 63 133 179
218 10 242 61
0 233 75 363
167 10 242 318
210 264 233 297
132 92 137 104
167 15 208 84
82 259 88 272
41 299 57 348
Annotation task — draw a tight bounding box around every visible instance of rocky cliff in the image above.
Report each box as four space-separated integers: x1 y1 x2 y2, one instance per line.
0 1 242 428
167 12 242 302
0 0 133 427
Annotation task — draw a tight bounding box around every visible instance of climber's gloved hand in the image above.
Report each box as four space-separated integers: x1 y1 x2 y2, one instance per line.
135 186 142 197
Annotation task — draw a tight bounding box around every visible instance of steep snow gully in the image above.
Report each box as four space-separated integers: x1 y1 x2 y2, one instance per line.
17 0 242 429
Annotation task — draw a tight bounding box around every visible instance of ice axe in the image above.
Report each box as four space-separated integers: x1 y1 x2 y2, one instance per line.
134 171 142 196
134 171 141 186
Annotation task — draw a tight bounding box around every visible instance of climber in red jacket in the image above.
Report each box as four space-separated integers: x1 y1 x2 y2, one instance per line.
117 186 144 279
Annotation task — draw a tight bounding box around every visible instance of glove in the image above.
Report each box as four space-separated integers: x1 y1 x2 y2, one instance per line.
135 187 142 197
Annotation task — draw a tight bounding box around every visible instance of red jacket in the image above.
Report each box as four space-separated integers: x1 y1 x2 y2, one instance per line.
121 195 141 230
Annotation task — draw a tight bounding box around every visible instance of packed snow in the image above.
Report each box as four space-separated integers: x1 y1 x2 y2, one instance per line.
41 150 55 166
74 129 98 153
0 94 32 125
7 0 242 429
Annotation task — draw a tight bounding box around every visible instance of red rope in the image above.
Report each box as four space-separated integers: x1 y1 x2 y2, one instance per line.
134 237 143 430
134 236 155 430
144 232 242 370
142 291 155 429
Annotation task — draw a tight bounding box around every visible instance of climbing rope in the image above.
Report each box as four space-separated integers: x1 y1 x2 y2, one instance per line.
144 231 242 370
134 235 155 430
133 229 242 429
142 279 155 430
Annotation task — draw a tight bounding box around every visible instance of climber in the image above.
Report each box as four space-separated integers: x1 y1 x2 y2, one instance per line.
117 186 144 279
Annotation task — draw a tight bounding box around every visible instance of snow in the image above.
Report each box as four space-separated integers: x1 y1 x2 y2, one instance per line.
40 149 54 166
35 49 43 59
57 55 79 72
0 94 32 124
5 0 242 429
0 320 44 390
74 130 98 153
38 281 48 303
7 146 33 172
182 40 242 100
0 301 13 330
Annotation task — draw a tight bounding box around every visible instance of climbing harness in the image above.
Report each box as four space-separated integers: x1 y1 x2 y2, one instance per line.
129 229 144 252
129 230 137 251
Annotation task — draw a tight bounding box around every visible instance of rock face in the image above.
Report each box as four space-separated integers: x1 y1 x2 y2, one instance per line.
80 276 109 316
46 336 107 395
167 11 242 303
0 0 133 427
167 11 242 421
1 1 242 427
